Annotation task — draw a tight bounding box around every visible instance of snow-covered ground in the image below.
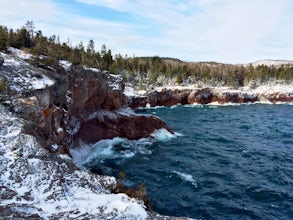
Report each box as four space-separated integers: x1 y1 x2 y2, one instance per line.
0 51 55 92
0 49 151 219
124 82 293 100
0 105 148 219
8 47 33 60
250 59 293 67
124 85 148 97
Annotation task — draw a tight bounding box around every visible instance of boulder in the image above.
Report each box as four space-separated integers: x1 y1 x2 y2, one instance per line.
74 111 173 144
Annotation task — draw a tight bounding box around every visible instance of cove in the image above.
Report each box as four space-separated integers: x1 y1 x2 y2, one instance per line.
84 104 293 219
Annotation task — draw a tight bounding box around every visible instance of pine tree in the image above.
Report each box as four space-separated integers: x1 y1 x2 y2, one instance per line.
0 26 8 51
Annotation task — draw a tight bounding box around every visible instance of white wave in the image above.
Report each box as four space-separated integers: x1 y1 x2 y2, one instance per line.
151 128 177 141
170 103 182 109
137 103 166 110
207 102 242 107
184 103 204 108
71 136 159 168
71 138 126 168
174 132 184 137
172 171 198 188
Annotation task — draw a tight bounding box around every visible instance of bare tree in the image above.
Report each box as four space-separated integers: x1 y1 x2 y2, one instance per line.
25 20 35 39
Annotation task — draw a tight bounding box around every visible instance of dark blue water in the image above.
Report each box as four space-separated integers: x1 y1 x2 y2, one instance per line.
85 104 293 220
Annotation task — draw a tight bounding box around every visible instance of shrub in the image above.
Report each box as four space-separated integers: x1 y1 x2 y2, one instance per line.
0 77 9 92
113 171 152 211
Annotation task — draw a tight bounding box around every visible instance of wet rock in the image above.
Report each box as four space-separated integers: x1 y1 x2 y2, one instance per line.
74 110 173 144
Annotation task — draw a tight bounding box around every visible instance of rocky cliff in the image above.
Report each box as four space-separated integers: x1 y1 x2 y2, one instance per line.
0 51 172 153
128 86 293 109
0 51 175 219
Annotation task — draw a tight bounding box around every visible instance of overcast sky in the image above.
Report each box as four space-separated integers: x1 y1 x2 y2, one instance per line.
1 0 292 63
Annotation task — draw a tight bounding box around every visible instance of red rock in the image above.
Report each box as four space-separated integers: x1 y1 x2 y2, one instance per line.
74 112 173 144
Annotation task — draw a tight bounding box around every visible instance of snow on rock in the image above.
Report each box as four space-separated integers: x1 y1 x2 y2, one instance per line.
107 73 124 90
124 85 147 97
0 105 148 219
0 51 55 93
59 60 72 71
8 47 33 60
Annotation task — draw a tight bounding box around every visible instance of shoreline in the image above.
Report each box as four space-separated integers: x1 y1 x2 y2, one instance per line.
126 83 293 109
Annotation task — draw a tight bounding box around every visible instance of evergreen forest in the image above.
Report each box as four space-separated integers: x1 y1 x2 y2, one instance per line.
1 22 293 89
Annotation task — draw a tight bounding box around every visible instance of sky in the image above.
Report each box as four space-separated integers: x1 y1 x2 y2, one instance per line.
0 0 293 63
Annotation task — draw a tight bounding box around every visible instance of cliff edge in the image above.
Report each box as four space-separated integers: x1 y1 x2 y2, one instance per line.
0 50 176 219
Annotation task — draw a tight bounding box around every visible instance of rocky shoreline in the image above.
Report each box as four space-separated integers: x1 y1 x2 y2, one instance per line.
0 51 178 219
128 85 293 109
1 50 292 219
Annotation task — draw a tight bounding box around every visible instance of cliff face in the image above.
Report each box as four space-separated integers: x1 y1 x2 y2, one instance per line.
0 51 173 219
0 52 172 153
128 87 293 108
67 67 172 146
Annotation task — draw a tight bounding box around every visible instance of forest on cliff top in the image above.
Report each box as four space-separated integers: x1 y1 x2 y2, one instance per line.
1 22 293 89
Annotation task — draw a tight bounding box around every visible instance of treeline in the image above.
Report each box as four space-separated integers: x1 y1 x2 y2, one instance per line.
110 56 293 88
1 22 293 88
0 21 113 70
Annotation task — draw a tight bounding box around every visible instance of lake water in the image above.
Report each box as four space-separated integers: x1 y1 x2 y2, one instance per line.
85 104 293 219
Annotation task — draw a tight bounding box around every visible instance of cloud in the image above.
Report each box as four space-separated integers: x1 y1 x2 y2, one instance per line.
76 0 291 62
0 0 56 28
0 0 292 63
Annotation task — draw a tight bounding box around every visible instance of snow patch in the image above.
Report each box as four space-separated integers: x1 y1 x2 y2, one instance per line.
124 86 147 97
59 60 72 70
0 51 55 92
8 47 33 60
30 74 55 90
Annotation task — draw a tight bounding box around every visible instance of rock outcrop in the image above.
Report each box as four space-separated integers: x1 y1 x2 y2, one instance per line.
74 110 172 144
0 53 172 153
129 87 292 108
0 51 176 219
66 67 172 147
0 104 149 219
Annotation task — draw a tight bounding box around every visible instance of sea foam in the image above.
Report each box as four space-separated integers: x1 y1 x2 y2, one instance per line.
172 171 198 188
151 128 177 141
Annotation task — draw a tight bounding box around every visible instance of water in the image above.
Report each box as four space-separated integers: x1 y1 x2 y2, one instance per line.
85 104 293 219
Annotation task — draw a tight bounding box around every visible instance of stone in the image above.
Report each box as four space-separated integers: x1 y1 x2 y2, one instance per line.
74 111 173 144
0 55 4 67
